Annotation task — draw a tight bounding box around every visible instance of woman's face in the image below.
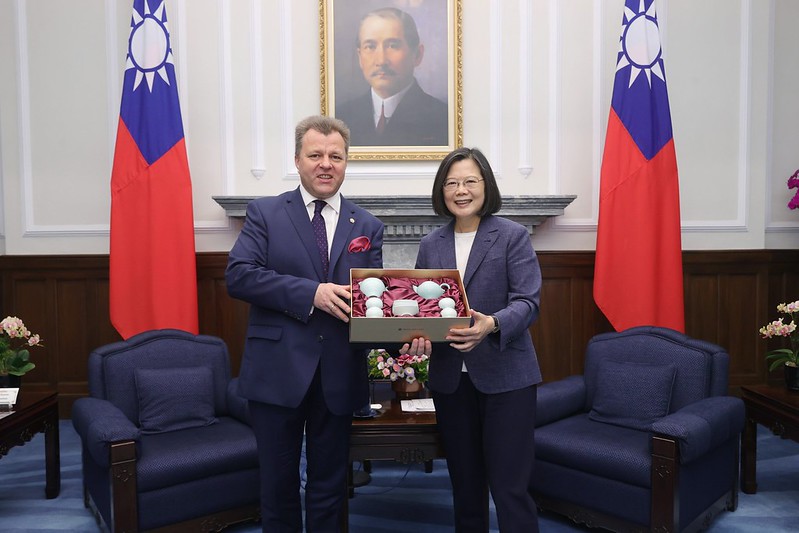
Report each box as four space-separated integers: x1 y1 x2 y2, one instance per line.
443 158 485 225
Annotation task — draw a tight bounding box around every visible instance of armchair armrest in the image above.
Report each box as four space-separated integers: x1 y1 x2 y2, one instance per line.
536 375 586 427
651 396 745 463
71 397 141 467
226 377 251 424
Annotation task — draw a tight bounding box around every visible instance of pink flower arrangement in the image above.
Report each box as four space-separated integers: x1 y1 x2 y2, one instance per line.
0 316 43 377
367 348 429 383
760 301 799 371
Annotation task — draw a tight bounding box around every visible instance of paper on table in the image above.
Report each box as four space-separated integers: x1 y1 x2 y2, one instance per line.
400 398 435 412
0 387 19 409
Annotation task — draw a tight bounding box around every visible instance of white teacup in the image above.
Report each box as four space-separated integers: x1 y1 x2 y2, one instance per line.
359 277 386 298
365 297 383 309
440 307 458 318
438 297 456 309
365 307 384 318
392 299 419 317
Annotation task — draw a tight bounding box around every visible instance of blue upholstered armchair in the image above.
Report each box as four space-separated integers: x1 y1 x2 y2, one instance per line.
532 326 744 532
71 329 260 532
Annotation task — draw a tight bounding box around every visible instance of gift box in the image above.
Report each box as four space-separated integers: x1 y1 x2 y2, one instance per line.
350 268 471 343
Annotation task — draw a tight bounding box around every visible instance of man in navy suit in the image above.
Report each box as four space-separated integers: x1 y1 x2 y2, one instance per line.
227 115 430 531
336 7 448 147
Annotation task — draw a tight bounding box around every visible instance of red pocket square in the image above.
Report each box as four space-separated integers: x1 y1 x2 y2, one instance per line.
348 236 371 253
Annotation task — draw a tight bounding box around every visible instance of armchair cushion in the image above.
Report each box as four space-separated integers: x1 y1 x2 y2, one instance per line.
589 359 676 431
536 414 654 487
135 366 218 434
136 417 258 491
536 375 586 427
72 397 141 467
651 396 745 463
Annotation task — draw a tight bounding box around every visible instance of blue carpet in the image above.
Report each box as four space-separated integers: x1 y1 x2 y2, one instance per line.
0 421 797 531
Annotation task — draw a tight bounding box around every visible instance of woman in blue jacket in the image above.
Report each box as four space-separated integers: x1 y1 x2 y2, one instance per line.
416 147 542 532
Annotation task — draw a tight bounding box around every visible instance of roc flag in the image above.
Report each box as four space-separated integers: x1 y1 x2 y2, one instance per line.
110 0 198 339
593 0 685 333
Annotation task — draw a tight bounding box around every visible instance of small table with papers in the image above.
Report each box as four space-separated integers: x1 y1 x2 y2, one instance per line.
342 397 444 531
0 389 60 498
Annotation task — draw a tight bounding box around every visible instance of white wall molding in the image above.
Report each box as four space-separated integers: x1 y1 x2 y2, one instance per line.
16 0 228 238
489 0 502 177
15 0 35 234
517 0 532 178
548 0 560 198
249 0 265 179
105 1 119 172
736 0 752 230
764 0 795 231
548 0 601 230
280 0 298 182
218 0 234 195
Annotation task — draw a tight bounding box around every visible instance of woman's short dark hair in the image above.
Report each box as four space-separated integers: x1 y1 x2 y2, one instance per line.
431 147 502 218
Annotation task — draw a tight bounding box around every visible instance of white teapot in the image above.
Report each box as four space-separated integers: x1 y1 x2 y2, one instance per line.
413 280 450 299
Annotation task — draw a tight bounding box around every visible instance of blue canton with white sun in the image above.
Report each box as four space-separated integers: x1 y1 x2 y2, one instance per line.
120 0 184 165
611 0 673 160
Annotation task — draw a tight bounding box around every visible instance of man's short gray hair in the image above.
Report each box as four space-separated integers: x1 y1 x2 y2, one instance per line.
294 115 351 157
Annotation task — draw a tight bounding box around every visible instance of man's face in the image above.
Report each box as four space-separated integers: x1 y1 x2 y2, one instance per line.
357 15 423 99
295 129 347 200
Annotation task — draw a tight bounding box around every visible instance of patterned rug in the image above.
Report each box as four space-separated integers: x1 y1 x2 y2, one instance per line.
0 421 797 532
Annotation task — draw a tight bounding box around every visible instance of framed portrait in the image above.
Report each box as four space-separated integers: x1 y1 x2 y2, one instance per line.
320 0 462 160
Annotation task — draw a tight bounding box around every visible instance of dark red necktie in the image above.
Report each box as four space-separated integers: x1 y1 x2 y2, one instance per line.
376 103 386 134
312 200 329 281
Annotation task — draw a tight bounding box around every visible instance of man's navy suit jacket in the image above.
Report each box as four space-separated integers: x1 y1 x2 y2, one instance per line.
226 188 384 416
336 79 448 147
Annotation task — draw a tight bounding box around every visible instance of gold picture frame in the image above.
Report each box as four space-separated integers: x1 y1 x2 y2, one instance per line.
320 0 462 161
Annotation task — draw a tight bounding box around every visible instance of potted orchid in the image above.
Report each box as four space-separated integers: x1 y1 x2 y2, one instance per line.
0 316 43 385
759 301 799 390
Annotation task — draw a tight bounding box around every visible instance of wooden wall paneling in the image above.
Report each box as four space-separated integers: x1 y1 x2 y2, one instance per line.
683 274 720 345
196 253 249 375
0 256 122 416
534 252 612 382
9 277 51 389
534 278 578 382
683 252 768 392
54 280 91 410
4 250 799 418
719 273 764 386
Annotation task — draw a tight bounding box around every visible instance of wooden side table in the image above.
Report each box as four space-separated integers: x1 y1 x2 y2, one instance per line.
341 399 444 532
0 389 60 498
740 384 799 494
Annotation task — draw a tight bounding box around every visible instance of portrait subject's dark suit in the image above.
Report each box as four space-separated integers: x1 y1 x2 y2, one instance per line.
336 79 448 147
415 214 542 532
226 187 383 531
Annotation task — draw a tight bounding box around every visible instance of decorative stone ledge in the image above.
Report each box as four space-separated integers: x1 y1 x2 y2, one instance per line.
213 195 576 243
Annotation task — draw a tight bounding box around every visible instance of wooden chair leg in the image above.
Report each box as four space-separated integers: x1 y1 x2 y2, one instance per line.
651 435 679 532
110 440 138 533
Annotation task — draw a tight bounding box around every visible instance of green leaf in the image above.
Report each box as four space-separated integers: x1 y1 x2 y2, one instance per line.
9 362 34 376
